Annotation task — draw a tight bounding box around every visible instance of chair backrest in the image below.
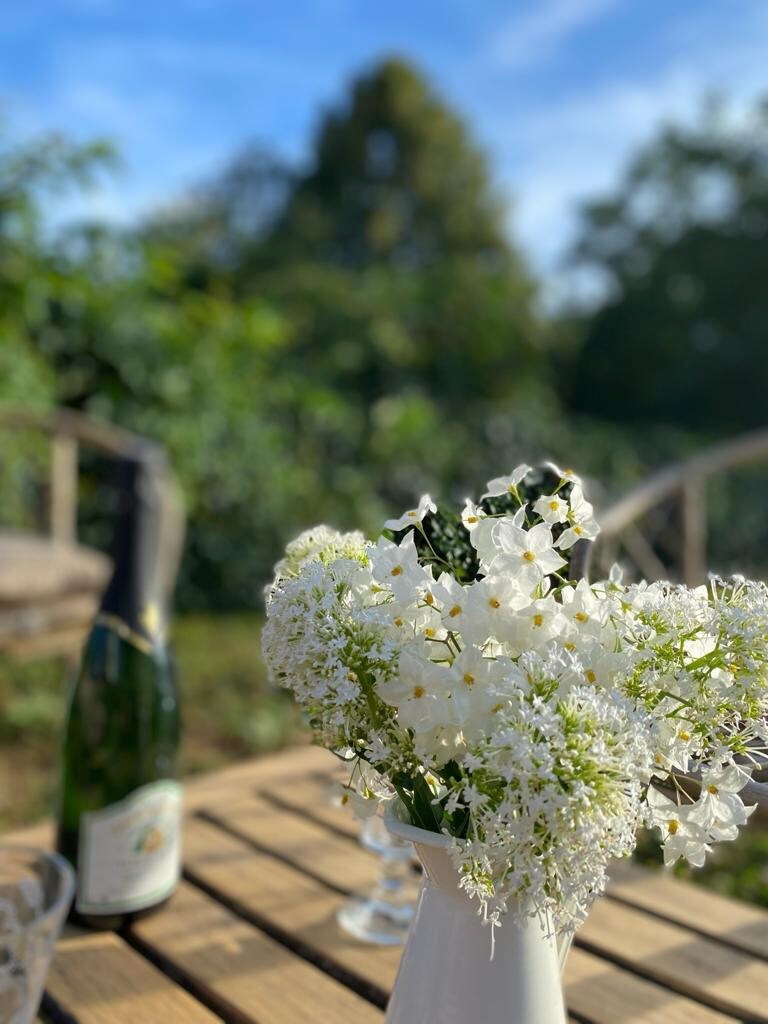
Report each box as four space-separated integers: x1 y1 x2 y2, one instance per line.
0 408 185 659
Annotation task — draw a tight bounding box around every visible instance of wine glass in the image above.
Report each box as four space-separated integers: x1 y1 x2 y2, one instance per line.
336 811 417 945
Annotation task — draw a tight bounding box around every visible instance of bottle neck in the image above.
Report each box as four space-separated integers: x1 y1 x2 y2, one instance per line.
99 457 167 648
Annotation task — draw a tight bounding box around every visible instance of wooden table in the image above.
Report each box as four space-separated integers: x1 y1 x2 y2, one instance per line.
11 745 768 1024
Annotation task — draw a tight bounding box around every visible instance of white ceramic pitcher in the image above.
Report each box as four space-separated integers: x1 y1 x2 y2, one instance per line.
384 801 567 1024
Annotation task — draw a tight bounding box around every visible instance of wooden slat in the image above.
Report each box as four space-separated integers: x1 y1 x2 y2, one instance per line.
45 930 218 1023
184 745 343 813
208 791 768 1019
131 881 382 1023
183 815 401 1004
607 861 768 960
578 897 768 1022
49 434 78 544
258 774 360 839
564 948 738 1024
198 794 410 898
183 814 745 1024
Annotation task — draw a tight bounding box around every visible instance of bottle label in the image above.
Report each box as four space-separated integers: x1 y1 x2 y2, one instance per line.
76 781 182 915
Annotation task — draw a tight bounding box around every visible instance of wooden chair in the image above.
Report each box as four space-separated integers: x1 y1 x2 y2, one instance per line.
0 409 184 661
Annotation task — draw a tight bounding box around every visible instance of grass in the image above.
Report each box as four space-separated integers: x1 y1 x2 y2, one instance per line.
1 613 767 913
0 613 305 831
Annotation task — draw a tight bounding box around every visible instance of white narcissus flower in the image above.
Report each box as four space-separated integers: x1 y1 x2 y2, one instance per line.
556 485 600 550
470 505 526 573
490 521 567 588
697 764 755 833
378 649 452 735
646 786 711 867
545 461 582 485
434 572 470 631
482 464 532 499
461 499 486 532
369 532 429 602
533 493 569 525
384 493 437 532
338 785 379 819
559 579 606 637
459 574 531 645
505 596 566 654
441 647 507 727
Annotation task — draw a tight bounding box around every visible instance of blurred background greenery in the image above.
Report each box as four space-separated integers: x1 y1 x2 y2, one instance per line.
2 56 768 905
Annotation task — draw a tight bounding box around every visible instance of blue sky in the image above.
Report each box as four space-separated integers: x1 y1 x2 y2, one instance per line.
4 1 768 294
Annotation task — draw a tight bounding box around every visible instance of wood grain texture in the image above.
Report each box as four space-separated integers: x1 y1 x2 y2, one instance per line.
578 897 768 1021
564 948 739 1024
183 812 750 1024
198 793 408 898
131 881 382 1023
45 930 218 1023
5 748 767 1023
183 815 402 1001
258 774 361 840
607 861 768 960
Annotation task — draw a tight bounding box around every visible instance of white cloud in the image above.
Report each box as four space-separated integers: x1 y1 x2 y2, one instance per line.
480 7 768 296
490 0 621 69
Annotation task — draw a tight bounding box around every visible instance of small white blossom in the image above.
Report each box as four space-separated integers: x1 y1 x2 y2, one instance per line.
490 521 567 587
533 493 569 525
461 499 486 532
482 464 532 499
556 485 600 550
384 494 437 532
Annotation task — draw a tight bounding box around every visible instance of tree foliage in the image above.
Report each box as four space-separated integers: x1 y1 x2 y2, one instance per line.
567 101 768 434
0 60 555 608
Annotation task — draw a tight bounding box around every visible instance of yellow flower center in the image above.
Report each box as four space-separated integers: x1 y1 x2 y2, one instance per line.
489 597 501 609
564 642 576 652
654 753 664 764
394 617 404 627
346 671 358 681
533 614 544 627
466 515 478 524
412 686 425 699
523 550 536 562
449 604 462 617
565 468 574 476
424 592 435 606
548 500 560 511
391 566 403 576
425 627 437 638
491 702 504 713
574 611 588 622
708 784 719 795
667 819 679 835
678 730 690 741
585 669 597 684
407 510 418 518
574 525 584 536
463 672 475 687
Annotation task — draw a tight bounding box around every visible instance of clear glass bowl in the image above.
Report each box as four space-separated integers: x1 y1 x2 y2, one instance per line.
0 847 75 1024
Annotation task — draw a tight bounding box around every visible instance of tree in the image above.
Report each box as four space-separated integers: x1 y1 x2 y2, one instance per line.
567 100 768 434
270 57 512 270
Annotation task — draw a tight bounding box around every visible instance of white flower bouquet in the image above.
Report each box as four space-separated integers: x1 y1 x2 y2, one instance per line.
262 464 768 933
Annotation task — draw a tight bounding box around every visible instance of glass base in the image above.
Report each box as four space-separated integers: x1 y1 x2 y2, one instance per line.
336 894 414 945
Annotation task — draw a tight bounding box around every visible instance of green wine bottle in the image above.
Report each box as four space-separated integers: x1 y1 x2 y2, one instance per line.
57 454 181 929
